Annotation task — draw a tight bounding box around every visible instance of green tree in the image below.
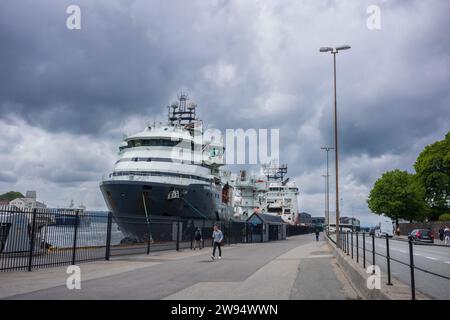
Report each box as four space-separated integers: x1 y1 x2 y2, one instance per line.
0 191 24 201
414 131 450 220
367 169 429 228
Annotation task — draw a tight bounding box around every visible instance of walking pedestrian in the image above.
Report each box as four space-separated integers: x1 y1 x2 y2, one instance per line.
193 227 202 250
315 229 320 241
211 224 223 260
438 227 444 242
444 226 450 245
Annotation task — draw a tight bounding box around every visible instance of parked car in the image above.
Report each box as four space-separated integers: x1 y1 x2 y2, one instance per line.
408 229 434 244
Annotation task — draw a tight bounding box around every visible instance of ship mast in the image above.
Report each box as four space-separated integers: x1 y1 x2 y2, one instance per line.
263 164 288 182
167 92 197 127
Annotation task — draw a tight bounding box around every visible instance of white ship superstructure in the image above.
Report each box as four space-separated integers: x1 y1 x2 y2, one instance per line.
100 93 234 239
233 164 300 224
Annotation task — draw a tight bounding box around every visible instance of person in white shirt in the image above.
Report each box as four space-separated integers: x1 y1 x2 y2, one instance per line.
211 224 223 260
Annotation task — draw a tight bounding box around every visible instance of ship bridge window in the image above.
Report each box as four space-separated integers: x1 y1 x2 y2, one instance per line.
127 138 194 149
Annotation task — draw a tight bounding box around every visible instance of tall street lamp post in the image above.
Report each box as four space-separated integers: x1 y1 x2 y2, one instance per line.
320 45 351 248
321 146 334 235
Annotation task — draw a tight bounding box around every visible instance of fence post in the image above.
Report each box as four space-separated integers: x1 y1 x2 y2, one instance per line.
386 235 392 285
347 231 350 256
363 232 366 269
228 221 231 245
146 222 151 255
344 231 347 253
105 212 112 261
408 239 416 300
72 210 79 266
356 231 359 263
202 219 205 249
351 231 353 259
176 220 180 251
371 233 375 274
27 208 37 272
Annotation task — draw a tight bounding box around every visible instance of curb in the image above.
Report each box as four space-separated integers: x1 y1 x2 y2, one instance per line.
326 237 431 300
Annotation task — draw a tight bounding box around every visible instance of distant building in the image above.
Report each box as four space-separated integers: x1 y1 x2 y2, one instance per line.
340 216 360 231
9 191 47 210
298 212 312 226
311 216 326 225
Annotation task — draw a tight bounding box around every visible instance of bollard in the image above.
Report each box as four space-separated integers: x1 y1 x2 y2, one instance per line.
363 232 366 269
27 208 37 272
371 233 375 274
356 231 359 263
105 212 112 261
386 235 392 285
409 239 416 300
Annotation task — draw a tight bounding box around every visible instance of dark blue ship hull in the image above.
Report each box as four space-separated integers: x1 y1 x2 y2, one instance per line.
100 180 228 240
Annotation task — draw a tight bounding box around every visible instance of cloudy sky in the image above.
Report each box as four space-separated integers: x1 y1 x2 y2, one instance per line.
1 0 449 226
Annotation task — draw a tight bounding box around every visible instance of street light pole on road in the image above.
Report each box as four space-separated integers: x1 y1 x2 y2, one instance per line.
321 174 328 232
321 146 334 235
320 45 351 248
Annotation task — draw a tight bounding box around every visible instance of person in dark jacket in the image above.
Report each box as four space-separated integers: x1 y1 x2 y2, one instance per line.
315 229 320 241
438 227 444 241
193 228 202 250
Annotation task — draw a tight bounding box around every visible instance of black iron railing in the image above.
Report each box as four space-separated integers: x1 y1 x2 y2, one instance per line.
1 206 310 272
327 230 450 300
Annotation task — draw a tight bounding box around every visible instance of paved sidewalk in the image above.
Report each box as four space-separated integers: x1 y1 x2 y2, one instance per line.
0 234 360 300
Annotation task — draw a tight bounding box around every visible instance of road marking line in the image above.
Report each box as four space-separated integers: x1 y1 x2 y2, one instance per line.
425 257 437 261
445 261 450 264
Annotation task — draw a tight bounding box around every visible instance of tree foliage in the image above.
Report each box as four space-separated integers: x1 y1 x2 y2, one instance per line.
0 191 24 201
367 170 429 226
438 214 450 222
414 131 450 219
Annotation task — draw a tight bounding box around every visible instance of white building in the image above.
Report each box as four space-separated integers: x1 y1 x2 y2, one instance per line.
9 191 47 210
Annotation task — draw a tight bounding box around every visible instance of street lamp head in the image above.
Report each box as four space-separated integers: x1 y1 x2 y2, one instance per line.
319 47 333 52
336 45 351 51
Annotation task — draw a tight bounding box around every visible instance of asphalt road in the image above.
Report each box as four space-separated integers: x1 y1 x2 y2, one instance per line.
341 234 450 299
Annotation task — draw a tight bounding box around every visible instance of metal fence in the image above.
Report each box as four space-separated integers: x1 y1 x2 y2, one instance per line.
0 206 308 272
328 230 450 300
286 224 313 236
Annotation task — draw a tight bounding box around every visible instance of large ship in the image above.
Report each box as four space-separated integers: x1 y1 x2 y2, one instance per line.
234 163 300 224
100 93 234 240
264 164 300 224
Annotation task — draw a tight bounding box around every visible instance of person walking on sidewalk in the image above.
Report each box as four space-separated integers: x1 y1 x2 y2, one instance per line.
193 228 202 250
439 227 444 241
315 229 320 241
444 226 450 245
211 224 223 260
